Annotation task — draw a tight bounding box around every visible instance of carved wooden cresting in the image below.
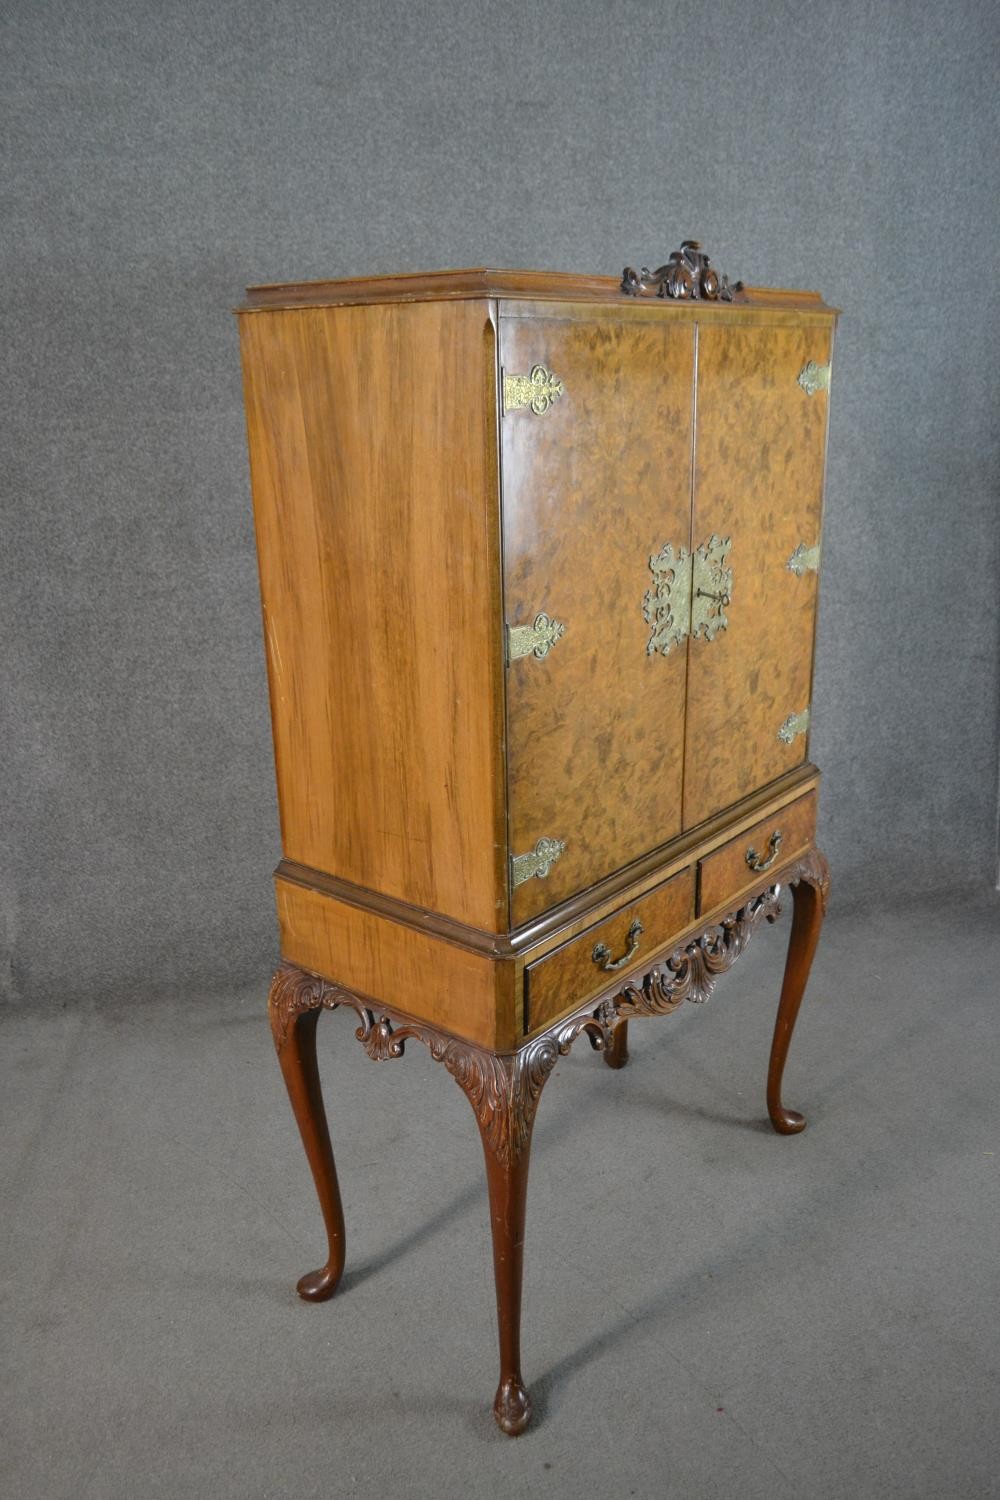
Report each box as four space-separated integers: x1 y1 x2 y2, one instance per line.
622 239 744 302
237 251 838 1437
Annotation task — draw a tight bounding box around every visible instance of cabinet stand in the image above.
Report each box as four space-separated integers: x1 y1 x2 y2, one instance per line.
268 847 829 1435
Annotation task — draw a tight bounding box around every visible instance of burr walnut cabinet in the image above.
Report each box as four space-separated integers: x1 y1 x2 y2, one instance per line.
237 242 837 1436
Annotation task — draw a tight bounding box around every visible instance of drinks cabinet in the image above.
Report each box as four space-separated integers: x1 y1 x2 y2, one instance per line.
237 241 836 1434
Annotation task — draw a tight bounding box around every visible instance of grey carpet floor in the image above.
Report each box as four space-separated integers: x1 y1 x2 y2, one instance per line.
2 892 999 1500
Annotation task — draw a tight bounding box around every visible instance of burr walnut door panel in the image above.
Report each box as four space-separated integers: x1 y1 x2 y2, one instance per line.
682 321 833 829
501 312 695 924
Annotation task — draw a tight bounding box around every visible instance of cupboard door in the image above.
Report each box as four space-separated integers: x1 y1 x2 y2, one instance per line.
682 321 833 829
501 312 694 923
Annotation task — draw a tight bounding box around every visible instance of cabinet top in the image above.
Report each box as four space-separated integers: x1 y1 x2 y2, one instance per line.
238 265 836 316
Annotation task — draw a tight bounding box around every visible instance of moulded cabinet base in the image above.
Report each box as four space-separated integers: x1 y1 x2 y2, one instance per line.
268 845 829 1435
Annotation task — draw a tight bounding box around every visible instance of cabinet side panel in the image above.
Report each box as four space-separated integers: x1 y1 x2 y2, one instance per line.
239 300 505 931
275 879 509 1051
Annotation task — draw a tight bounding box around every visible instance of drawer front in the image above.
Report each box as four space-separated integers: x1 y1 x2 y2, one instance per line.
524 866 694 1034
697 791 817 916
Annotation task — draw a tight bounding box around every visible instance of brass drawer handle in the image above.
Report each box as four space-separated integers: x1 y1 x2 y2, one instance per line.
592 917 643 972
745 831 783 874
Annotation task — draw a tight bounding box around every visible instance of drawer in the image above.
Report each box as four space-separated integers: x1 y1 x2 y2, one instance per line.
697 791 817 916
524 866 694 1034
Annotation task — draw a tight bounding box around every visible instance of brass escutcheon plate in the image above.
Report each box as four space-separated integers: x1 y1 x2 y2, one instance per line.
691 534 732 642
643 542 691 656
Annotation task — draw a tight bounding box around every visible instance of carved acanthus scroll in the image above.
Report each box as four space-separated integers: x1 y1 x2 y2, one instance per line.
268 963 559 1166
615 885 782 1017
268 849 829 1165
268 964 352 1052
787 845 830 913
622 240 743 302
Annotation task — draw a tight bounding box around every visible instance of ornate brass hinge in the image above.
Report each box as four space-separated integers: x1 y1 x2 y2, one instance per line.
787 542 821 575
502 364 565 416
510 837 566 889
507 612 566 663
778 707 810 744
644 535 732 656
797 361 831 397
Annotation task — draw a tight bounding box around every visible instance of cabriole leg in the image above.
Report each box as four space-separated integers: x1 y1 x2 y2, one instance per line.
603 1018 630 1069
767 849 830 1135
450 1039 558 1436
482 1132 534 1435
268 968 346 1301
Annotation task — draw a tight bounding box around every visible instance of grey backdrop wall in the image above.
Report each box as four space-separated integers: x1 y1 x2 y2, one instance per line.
2 0 998 1007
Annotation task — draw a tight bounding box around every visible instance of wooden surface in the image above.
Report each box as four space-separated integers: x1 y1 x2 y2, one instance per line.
244 265 840 1439
682 322 832 828
239 276 837 1040
524 867 693 1033
239 299 508 932
268 974 346 1303
499 296 837 330
697 790 817 915
274 776 818 1050
240 267 837 315
768 850 829 1132
501 312 695 923
267 842 830 1435
507 764 820 955
275 876 512 1051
